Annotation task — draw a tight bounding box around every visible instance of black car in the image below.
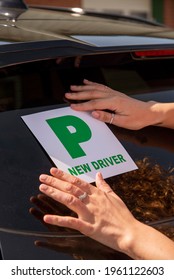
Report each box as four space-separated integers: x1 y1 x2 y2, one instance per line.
1 0 174 260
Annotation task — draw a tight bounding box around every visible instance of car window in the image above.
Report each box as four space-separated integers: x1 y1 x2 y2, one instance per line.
1 52 174 113
1 52 174 259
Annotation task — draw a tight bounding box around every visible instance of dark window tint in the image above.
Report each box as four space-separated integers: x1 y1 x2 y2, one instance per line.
1 52 174 112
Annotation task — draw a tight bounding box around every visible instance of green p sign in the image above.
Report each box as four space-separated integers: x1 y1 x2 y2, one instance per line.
22 107 137 182
46 115 92 159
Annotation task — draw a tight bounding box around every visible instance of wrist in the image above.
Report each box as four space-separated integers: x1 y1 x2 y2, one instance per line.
147 101 164 127
115 219 142 259
152 102 174 129
118 220 151 259
118 220 174 260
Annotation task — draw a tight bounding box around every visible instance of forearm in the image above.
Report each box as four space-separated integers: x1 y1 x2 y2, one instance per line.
151 102 174 129
121 221 174 260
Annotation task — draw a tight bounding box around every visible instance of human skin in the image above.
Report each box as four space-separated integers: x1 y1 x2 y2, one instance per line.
65 79 174 130
39 168 174 260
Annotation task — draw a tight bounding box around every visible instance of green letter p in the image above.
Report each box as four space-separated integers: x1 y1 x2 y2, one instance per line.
46 115 92 159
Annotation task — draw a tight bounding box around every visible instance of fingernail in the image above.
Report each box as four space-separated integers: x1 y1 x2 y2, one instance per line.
92 111 100 119
40 184 48 191
39 174 47 181
51 167 58 175
65 93 72 97
98 172 103 180
70 103 78 108
43 215 52 223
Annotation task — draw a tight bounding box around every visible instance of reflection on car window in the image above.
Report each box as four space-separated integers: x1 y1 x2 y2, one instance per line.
1 52 174 112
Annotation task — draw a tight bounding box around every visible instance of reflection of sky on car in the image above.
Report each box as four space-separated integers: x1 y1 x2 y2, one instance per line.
72 35 174 47
0 41 13 45
133 90 174 103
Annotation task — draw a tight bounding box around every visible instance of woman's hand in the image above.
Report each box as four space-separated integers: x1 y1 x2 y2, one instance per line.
39 168 138 256
39 168 174 259
65 79 163 130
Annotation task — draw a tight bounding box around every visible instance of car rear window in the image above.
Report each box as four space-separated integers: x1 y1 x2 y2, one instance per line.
1 52 174 112
1 52 174 237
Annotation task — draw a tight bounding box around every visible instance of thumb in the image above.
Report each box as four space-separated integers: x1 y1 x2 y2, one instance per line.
96 172 113 193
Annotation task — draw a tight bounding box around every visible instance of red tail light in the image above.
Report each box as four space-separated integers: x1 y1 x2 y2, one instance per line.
133 50 174 58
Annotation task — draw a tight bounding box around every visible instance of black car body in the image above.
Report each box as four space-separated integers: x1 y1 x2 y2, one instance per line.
1 0 174 260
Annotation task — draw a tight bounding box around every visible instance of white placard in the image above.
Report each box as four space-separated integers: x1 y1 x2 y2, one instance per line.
22 107 137 182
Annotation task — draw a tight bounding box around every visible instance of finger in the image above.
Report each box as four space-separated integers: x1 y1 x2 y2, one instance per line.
92 110 115 123
83 79 98 85
29 207 44 221
30 195 63 215
30 206 68 232
70 79 108 92
96 172 113 194
65 89 107 101
50 168 93 194
43 214 92 235
39 171 91 197
37 193 72 215
70 85 98 92
69 83 111 95
83 79 111 92
30 195 55 213
30 207 62 233
29 207 60 231
70 97 115 112
83 79 111 90
92 110 127 128
39 184 89 216
79 79 111 90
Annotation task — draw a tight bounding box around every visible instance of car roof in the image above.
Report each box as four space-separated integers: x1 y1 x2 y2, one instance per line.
1 4 174 45
1 4 174 68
